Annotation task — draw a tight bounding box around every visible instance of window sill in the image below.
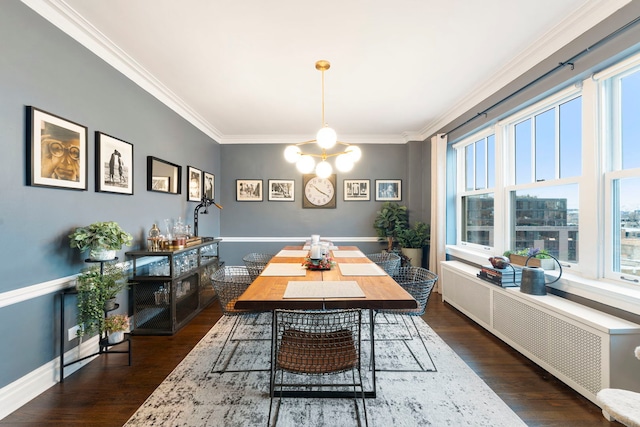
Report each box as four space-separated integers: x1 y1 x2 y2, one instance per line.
446 245 640 317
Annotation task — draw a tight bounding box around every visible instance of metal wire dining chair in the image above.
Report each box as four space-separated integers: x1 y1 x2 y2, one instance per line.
269 309 368 427
211 266 253 315
242 252 275 280
383 266 438 316
365 252 401 276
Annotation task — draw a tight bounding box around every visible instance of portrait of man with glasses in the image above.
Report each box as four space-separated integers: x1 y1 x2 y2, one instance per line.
40 122 81 182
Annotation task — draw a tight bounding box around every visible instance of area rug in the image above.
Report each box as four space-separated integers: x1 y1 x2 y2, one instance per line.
124 312 526 427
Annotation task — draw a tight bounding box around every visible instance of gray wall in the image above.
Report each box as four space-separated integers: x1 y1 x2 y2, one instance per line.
0 1 220 387
219 142 430 264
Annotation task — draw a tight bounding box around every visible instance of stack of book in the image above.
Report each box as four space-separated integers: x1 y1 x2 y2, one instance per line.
477 265 522 287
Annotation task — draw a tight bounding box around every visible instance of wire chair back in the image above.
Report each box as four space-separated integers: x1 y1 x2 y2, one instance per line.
365 252 401 276
388 266 438 316
242 252 275 280
210 266 253 315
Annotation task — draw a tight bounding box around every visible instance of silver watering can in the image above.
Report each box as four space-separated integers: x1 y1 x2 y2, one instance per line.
520 253 562 295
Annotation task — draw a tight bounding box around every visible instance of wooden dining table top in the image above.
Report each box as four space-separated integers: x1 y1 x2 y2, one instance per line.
234 245 418 311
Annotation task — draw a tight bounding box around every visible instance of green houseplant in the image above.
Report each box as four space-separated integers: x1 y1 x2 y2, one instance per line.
69 221 133 261
76 263 128 337
395 221 430 267
373 202 408 251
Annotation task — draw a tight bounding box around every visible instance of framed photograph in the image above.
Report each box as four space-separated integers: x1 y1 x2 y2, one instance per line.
236 179 263 201
375 179 402 201
152 176 170 192
344 179 370 201
203 172 215 200
96 132 133 194
27 106 87 190
268 179 294 201
187 166 202 201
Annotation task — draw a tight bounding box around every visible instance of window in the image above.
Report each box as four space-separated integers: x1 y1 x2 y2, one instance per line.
451 51 640 289
456 133 495 248
507 94 582 263
603 62 640 283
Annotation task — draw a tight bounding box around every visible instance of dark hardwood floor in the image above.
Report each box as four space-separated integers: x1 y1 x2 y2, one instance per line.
1 295 614 426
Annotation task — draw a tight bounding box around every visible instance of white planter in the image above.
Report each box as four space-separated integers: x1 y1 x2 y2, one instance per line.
89 248 117 261
108 331 125 344
401 248 423 268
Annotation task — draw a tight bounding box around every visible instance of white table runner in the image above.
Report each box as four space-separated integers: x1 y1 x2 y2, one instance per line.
283 281 365 299
260 263 307 276
338 263 387 276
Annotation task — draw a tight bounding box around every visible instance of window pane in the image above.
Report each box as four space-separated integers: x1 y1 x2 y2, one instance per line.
487 135 495 188
559 97 582 177
535 109 555 181
515 119 532 184
511 184 579 263
475 138 486 189
614 177 640 277
462 194 494 246
621 72 640 170
465 144 474 191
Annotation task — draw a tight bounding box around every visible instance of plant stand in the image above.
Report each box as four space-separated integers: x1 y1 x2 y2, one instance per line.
59 258 131 383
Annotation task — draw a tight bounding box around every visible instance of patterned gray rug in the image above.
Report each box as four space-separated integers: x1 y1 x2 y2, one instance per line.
125 312 526 427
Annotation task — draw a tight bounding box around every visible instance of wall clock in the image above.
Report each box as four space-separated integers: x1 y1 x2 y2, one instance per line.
303 174 336 208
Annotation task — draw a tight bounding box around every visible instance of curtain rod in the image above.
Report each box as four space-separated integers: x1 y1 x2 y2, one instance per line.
441 14 640 139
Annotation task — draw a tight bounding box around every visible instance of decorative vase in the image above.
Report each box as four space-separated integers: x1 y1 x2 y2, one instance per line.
401 248 423 267
108 330 124 344
104 297 117 311
89 248 117 261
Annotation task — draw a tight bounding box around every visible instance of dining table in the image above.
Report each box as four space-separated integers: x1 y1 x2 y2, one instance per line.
234 245 418 398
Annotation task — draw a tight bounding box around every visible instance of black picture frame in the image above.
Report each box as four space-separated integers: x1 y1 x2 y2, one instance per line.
375 179 402 201
344 179 370 201
203 171 215 200
27 106 88 190
147 156 181 194
187 166 202 202
268 179 295 201
236 179 263 201
95 132 133 195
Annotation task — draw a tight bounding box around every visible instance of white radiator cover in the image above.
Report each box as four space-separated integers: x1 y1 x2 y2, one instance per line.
441 261 640 405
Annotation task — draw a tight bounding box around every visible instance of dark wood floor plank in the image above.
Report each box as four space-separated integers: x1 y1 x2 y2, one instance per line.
0 295 614 426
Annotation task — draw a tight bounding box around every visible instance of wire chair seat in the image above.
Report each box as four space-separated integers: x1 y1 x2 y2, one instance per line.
383 266 438 316
242 252 275 280
365 252 401 276
269 309 368 426
210 266 253 315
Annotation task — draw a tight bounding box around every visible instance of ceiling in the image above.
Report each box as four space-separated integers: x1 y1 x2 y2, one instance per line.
25 0 629 144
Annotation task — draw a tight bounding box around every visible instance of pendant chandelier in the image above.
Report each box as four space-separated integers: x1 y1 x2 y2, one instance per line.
283 60 361 178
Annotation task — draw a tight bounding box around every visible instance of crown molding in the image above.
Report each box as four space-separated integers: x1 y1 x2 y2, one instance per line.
20 0 223 142
416 0 631 141
219 134 408 145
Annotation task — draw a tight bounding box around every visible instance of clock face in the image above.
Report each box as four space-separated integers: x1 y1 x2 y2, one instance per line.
303 175 336 208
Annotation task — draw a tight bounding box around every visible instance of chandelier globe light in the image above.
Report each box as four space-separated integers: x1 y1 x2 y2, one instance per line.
284 60 361 177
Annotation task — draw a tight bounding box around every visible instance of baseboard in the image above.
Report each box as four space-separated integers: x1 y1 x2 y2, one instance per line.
0 336 99 420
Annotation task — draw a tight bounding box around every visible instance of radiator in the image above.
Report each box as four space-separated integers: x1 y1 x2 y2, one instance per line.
441 261 640 405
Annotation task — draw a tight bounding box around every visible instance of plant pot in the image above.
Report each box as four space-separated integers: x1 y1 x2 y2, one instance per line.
104 297 117 311
401 248 423 268
508 254 555 270
108 330 124 344
89 248 116 261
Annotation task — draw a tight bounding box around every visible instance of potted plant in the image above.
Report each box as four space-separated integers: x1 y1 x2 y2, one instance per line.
503 247 555 270
373 202 408 252
103 314 129 344
76 263 128 337
69 221 133 261
395 221 430 267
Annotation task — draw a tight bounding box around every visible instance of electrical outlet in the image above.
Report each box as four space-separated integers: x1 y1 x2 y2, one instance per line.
68 325 80 341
